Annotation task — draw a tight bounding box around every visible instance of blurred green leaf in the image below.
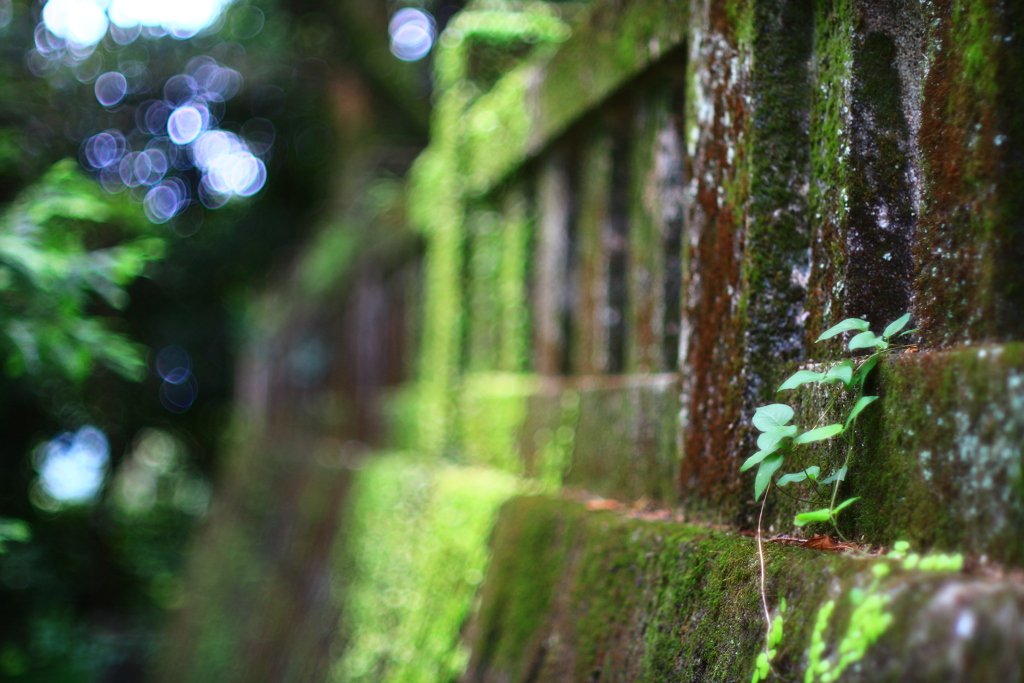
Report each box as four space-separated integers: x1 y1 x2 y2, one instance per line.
756 424 797 452
820 466 847 484
823 360 854 387
741 447 776 472
0 518 30 553
777 466 820 487
845 396 879 428
794 508 832 526
849 331 886 351
852 355 879 387
0 160 161 384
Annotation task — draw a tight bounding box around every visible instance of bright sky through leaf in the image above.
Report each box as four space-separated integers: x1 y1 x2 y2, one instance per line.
43 0 231 48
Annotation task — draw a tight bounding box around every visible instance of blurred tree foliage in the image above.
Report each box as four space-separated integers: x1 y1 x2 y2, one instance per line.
0 160 161 384
0 0 411 676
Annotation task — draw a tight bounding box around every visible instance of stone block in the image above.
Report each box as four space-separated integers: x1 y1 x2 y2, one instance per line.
463 495 1024 683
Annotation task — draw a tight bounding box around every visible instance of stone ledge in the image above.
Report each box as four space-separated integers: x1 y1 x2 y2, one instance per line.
458 373 681 503
463 495 1024 683
848 343 1024 564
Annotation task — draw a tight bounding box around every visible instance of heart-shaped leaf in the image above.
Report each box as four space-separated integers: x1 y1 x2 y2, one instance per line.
849 331 885 351
740 447 776 472
852 355 879 387
756 424 797 452
820 466 847 484
752 404 795 432
778 466 821 487
777 471 806 487
823 361 854 387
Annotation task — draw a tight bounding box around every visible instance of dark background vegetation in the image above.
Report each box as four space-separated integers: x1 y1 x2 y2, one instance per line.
0 0 460 678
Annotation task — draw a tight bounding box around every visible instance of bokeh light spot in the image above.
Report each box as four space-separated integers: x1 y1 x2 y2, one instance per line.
73 51 104 82
0 0 12 30
109 22 141 44
43 0 109 48
144 178 188 223
164 74 198 106
229 5 264 39
388 8 435 62
241 117 275 156
160 374 198 412
191 129 267 197
168 105 204 144
94 71 128 106
35 426 109 505
139 99 170 134
155 345 191 382
107 0 230 39
83 130 127 168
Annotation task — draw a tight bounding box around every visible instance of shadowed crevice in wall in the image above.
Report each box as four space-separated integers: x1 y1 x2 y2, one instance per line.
844 25 916 328
607 115 631 375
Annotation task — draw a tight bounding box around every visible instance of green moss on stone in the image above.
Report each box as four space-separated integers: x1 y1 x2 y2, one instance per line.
459 372 539 472
735 0 815 511
806 0 854 345
914 1 1024 345
463 496 572 682
465 495 1024 683
535 0 687 145
842 344 1024 565
408 8 568 455
334 454 519 683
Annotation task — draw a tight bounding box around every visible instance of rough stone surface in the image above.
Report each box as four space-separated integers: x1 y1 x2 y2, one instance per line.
463 496 1024 683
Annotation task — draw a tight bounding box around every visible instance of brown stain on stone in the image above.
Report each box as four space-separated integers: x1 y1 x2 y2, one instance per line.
915 4 990 347
679 4 747 506
915 1 1024 347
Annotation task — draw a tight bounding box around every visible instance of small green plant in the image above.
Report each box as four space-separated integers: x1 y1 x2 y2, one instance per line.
751 597 786 683
803 564 893 683
752 540 962 682
746 314 914 680
742 313 915 532
800 542 962 683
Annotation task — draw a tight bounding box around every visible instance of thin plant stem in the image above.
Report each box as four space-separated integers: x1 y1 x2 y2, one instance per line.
771 483 812 505
758 483 772 637
786 449 826 499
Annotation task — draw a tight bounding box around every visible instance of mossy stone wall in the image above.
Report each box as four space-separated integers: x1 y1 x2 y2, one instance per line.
406 0 1024 536
164 1 1024 677
367 0 1024 679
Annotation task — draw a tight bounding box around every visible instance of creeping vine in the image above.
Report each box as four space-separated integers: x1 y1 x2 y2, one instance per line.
745 313 915 530
747 313 916 681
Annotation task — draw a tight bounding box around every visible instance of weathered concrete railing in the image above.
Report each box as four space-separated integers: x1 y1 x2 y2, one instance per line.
402 0 1024 680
